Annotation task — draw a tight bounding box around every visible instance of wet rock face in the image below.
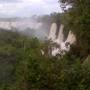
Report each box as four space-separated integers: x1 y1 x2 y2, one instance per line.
65 42 70 47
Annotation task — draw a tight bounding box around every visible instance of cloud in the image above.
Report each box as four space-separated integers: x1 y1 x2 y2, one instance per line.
44 0 58 4
0 0 62 17
0 0 20 3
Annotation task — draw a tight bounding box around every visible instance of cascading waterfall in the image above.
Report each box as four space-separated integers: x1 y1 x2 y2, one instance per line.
51 24 65 56
55 24 64 44
65 30 76 45
48 23 57 41
48 23 76 56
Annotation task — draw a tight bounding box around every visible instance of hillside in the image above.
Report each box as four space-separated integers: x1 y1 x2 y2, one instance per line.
0 29 90 90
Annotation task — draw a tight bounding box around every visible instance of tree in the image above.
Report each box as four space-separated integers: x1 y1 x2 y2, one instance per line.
59 0 90 59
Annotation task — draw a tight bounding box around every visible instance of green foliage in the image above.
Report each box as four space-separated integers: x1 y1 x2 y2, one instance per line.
0 0 89 89
59 0 90 58
0 29 90 90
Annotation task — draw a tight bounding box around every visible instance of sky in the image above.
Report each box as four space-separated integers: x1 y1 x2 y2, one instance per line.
0 0 62 17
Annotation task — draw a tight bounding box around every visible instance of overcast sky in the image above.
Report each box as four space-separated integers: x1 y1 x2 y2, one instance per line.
0 0 62 17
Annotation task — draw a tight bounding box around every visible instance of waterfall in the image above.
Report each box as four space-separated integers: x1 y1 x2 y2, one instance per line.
55 24 64 44
47 23 76 56
48 23 57 41
65 30 76 44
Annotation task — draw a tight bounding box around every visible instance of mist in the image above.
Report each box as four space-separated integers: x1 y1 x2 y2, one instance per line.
0 17 50 40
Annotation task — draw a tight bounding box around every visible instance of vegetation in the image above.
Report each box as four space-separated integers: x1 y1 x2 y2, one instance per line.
0 0 89 89
0 29 89 90
59 0 90 59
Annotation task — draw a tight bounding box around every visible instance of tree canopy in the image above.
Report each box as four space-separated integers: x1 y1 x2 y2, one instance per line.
59 0 90 59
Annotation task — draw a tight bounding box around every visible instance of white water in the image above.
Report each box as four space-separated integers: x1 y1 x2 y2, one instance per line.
55 24 64 44
65 30 76 44
48 23 57 41
0 19 43 31
48 23 76 56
